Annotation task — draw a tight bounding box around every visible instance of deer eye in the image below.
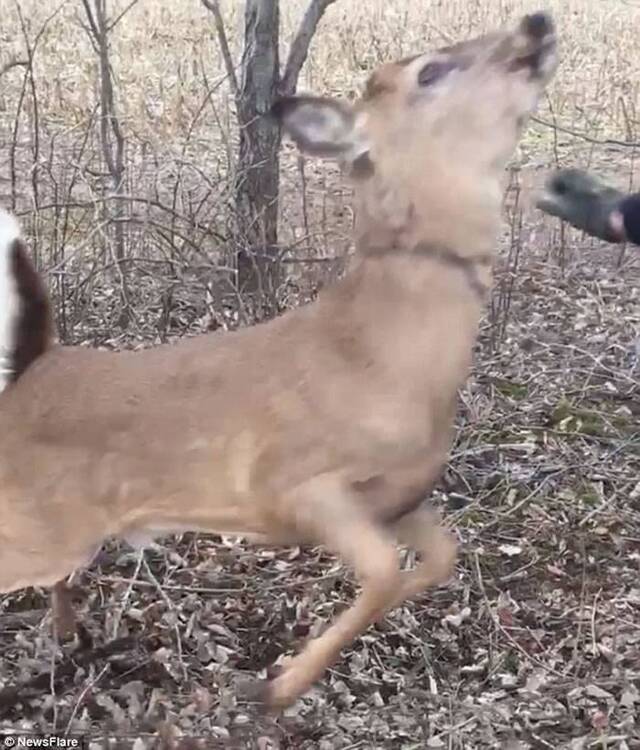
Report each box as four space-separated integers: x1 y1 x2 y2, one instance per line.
417 60 457 86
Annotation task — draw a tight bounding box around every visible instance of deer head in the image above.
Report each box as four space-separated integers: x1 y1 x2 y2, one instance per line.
274 12 557 257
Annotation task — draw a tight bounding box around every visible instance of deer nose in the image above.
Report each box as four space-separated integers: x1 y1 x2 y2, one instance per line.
521 11 553 40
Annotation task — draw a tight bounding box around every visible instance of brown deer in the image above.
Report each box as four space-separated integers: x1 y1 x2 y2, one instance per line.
0 12 557 709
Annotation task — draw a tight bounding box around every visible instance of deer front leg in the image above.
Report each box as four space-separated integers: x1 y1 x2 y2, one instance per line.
263 473 402 709
390 506 458 607
350 460 458 604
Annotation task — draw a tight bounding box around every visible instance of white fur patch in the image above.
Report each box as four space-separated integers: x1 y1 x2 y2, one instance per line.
0 208 21 392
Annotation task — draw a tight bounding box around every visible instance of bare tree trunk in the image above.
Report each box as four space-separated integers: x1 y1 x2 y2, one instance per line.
203 0 339 318
235 0 281 311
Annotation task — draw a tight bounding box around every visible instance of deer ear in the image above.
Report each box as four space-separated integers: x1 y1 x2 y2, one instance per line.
272 95 369 161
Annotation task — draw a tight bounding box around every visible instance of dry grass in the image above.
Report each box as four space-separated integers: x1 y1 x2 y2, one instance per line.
1 1 639 748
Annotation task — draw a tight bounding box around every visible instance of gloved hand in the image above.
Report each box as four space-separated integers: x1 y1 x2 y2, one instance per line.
536 168 628 243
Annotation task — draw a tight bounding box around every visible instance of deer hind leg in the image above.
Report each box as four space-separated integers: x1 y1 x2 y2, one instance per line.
51 580 77 640
263 472 402 709
49 543 103 641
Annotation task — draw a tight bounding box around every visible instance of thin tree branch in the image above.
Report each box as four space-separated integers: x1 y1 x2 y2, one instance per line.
80 0 101 42
80 0 127 264
532 115 640 149
280 0 338 96
107 0 141 32
7 0 67 211
15 3 42 227
201 0 239 100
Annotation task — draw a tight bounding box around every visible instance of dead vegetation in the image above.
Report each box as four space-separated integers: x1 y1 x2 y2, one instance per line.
0 0 639 748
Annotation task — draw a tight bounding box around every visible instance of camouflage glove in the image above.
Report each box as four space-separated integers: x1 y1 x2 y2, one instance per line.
618 192 640 245
536 168 626 243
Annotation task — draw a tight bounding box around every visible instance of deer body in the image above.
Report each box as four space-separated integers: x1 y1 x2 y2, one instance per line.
1 252 478 590
0 12 557 707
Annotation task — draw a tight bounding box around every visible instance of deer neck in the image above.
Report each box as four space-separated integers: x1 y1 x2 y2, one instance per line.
349 213 497 304
352 159 502 261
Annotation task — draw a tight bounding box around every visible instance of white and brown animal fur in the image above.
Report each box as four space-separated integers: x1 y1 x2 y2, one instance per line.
0 13 557 708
